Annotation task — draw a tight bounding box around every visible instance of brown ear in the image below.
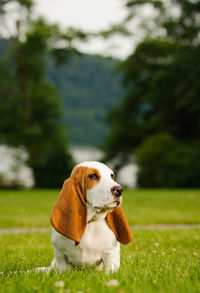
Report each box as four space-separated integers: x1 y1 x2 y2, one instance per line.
50 178 87 244
106 206 133 245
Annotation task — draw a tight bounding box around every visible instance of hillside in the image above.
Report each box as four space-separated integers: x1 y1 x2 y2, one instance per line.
47 54 123 145
0 39 123 145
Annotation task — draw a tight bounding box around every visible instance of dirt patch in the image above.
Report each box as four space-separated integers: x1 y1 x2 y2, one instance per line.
0 224 200 234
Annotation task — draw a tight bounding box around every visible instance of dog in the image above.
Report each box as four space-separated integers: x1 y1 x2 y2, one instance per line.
49 161 133 273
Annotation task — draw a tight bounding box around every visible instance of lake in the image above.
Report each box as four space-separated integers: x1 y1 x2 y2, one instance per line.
0 145 137 188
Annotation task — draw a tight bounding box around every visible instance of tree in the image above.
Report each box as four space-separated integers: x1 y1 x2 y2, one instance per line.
124 0 200 43
135 133 200 187
0 1 82 187
103 0 200 186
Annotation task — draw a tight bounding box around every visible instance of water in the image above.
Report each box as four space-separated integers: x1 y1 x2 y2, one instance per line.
71 146 138 187
0 145 34 188
0 145 137 188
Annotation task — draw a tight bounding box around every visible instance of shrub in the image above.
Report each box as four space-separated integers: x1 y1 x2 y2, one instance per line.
31 146 74 188
135 133 200 187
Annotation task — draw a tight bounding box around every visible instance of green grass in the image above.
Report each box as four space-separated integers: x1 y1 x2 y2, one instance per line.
123 189 200 225
0 229 200 293
0 189 200 292
0 189 200 227
0 190 56 228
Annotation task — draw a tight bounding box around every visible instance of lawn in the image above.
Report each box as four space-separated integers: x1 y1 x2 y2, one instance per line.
0 229 199 293
0 189 200 293
0 189 200 227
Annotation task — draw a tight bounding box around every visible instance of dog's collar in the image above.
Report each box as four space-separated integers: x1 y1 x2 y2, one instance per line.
87 209 111 224
86 204 115 224
87 217 96 224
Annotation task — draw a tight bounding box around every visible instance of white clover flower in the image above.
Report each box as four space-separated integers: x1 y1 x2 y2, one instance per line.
154 242 159 247
54 280 65 288
152 250 157 254
193 252 198 256
105 279 119 287
162 252 166 255
153 280 156 284
172 248 176 252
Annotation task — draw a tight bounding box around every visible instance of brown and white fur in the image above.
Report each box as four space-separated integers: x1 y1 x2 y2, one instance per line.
50 161 123 273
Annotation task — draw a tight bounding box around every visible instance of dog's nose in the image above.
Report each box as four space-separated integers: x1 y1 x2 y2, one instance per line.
111 185 123 197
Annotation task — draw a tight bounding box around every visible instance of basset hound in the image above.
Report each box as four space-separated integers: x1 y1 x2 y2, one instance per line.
50 161 133 273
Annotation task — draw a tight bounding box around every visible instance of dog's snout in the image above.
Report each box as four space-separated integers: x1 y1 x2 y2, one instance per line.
111 185 123 197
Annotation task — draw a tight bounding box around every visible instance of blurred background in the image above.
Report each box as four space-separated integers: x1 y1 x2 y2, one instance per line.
0 0 200 189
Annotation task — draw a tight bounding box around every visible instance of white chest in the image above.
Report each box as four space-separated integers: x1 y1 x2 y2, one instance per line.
80 219 117 252
51 219 118 267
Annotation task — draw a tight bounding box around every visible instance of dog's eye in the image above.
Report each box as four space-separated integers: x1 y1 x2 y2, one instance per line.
89 174 99 180
111 173 115 180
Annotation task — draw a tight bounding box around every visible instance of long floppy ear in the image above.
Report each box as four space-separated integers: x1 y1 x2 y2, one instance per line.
106 206 133 245
50 177 87 245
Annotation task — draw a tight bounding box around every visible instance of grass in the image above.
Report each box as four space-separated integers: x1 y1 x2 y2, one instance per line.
0 189 200 292
0 189 200 227
0 229 200 293
123 189 200 225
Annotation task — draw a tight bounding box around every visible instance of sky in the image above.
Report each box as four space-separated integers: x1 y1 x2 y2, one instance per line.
2 0 169 59
33 0 134 59
2 0 135 59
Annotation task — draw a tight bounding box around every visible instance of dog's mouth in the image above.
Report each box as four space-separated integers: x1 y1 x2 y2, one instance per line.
94 200 121 213
114 200 121 206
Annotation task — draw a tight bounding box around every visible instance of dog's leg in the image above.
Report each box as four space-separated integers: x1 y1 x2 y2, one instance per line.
33 266 51 273
102 242 120 273
52 248 71 273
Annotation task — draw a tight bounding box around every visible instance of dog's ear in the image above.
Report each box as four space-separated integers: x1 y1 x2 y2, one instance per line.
51 164 133 246
106 206 133 245
50 176 87 245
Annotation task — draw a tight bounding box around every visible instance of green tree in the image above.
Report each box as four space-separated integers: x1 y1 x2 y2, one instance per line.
0 1 77 187
124 0 200 43
104 0 200 186
135 133 200 187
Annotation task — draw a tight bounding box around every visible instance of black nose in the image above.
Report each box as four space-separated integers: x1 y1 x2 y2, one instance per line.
111 185 123 197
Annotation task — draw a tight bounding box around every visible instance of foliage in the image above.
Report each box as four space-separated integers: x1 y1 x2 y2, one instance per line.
135 133 200 187
0 4 75 187
14 19 74 187
106 38 200 156
104 39 200 161
125 0 200 43
104 1 200 187
32 146 73 188
0 38 123 146
0 0 33 9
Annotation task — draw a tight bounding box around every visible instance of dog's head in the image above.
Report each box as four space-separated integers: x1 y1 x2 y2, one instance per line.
51 161 133 245
71 161 123 212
